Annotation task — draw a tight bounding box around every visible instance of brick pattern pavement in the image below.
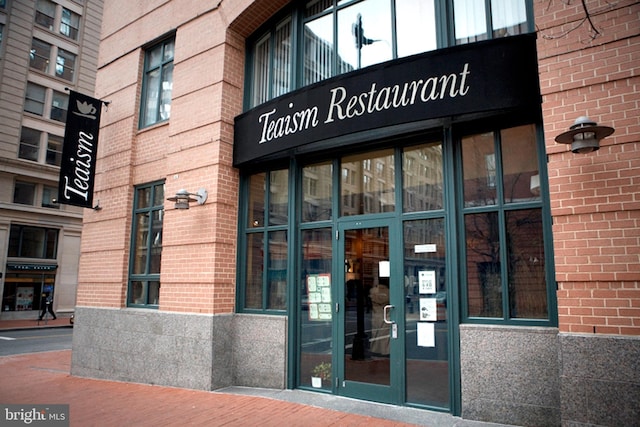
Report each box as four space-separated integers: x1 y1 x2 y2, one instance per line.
0 350 416 426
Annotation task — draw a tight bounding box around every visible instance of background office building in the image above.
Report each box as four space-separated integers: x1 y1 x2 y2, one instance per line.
71 1 639 426
0 0 103 319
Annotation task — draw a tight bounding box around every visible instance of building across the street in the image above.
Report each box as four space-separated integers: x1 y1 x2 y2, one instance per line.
0 1 103 320
70 1 639 426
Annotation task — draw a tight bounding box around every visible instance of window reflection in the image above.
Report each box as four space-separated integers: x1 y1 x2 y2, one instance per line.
403 142 444 212
455 0 528 44
248 173 266 227
454 0 487 44
501 124 540 203
245 233 264 309
465 212 502 317
269 169 289 226
304 12 336 85
461 132 497 207
337 0 392 70
506 209 547 318
396 0 437 57
341 149 395 216
299 228 333 389
491 0 528 37
268 231 288 310
303 161 333 222
404 218 448 407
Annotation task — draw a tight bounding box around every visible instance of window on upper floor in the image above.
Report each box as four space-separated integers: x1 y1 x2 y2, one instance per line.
35 0 81 41
60 7 80 40
29 38 77 82
55 48 75 81
14 181 36 205
35 0 56 31
42 185 59 209
30 39 51 73
128 181 165 308
50 90 68 122
19 127 42 162
19 126 64 167
8 224 59 259
46 134 63 166
454 0 528 44
246 0 532 108
140 37 175 128
24 83 46 116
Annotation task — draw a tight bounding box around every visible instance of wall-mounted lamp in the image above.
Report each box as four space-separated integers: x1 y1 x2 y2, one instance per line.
166 188 207 210
555 116 615 154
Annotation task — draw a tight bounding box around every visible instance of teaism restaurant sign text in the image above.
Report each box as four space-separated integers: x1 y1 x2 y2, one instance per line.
234 34 540 166
58 91 102 208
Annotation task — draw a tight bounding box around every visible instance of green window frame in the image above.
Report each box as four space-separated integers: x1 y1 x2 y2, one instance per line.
128 181 165 308
458 123 556 325
245 0 533 109
238 168 291 313
139 36 175 128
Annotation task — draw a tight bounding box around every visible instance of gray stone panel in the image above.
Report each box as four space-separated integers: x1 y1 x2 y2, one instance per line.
231 314 287 389
559 333 640 427
460 324 560 426
71 308 287 391
71 307 226 390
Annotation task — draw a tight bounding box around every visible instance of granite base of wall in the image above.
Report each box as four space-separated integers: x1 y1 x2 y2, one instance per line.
71 307 286 391
559 333 640 427
231 314 287 389
460 324 560 427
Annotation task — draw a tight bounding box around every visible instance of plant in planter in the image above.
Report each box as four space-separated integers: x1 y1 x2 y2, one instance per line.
311 362 331 388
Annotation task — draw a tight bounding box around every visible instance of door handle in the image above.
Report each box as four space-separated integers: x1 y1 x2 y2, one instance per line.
383 304 395 324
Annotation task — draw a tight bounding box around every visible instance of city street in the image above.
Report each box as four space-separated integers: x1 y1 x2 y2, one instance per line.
0 327 72 356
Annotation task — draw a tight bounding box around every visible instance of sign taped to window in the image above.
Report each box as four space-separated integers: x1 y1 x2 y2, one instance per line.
307 273 331 321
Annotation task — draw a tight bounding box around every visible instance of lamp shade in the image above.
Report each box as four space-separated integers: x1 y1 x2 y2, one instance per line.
555 116 614 154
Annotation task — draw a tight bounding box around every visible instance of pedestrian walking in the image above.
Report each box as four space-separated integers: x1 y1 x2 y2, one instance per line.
38 287 56 320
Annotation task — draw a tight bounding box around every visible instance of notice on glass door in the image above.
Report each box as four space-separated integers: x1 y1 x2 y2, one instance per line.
417 322 435 347
419 298 437 321
418 270 436 294
307 273 331 321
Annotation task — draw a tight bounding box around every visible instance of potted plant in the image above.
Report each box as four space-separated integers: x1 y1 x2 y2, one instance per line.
311 362 331 388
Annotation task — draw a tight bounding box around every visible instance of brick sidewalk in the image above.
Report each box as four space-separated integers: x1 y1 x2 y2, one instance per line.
0 317 72 330
0 350 417 426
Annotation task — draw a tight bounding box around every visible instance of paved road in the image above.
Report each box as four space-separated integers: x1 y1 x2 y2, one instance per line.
0 327 73 356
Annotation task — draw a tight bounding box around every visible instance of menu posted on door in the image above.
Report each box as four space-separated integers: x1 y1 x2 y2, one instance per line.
307 273 331 321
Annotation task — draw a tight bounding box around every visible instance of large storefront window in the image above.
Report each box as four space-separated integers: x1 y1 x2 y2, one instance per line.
246 0 533 108
242 169 290 311
4 225 59 312
461 124 548 320
2 272 56 312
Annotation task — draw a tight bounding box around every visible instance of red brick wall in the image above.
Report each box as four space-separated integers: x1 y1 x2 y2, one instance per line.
77 0 293 314
536 0 640 335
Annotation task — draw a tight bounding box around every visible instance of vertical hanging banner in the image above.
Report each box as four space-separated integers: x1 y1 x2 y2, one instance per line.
58 90 102 208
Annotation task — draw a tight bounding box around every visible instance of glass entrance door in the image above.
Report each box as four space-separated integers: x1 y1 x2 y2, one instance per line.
338 220 402 403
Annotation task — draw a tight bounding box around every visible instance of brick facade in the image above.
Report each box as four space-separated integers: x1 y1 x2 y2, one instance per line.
536 0 640 336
